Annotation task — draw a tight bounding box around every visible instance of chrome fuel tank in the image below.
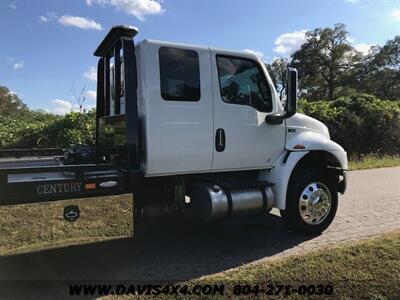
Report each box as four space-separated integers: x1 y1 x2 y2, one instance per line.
190 183 275 221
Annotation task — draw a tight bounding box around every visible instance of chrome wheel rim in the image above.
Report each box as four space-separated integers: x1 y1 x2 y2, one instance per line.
298 182 331 225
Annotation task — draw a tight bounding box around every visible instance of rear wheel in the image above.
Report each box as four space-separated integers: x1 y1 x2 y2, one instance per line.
281 169 338 235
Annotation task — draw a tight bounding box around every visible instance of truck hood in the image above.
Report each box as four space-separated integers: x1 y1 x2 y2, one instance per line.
284 112 346 154
285 113 330 138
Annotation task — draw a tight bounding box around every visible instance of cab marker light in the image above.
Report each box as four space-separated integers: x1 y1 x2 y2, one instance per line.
293 144 306 150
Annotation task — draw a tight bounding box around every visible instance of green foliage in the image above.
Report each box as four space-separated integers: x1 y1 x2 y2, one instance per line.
291 23 362 101
2 92 398 157
0 110 95 149
284 23 399 102
0 86 28 116
298 93 400 156
266 58 288 95
348 154 400 171
357 36 400 100
54 110 96 147
0 83 95 149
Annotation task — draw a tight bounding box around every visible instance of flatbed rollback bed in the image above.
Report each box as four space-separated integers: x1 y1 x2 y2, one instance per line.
0 149 126 206
0 26 140 208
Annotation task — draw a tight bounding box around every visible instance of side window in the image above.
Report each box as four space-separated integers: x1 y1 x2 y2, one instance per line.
159 47 201 101
216 55 273 112
110 60 115 115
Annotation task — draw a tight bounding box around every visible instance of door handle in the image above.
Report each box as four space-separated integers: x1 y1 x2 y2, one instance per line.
215 128 225 152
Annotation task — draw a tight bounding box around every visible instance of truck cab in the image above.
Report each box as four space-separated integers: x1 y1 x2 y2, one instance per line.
137 39 286 176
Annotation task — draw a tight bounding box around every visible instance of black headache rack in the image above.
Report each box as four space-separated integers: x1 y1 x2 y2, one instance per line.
94 25 141 172
0 25 142 207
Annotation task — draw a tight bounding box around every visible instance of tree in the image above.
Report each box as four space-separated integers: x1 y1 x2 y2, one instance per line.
266 58 288 97
291 23 362 101
0 86 28 116
358 36 400 100
374 35 400 71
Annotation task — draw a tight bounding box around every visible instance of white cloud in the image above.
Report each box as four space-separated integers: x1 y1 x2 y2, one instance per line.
345 0 359 3
86 90 97 100
87 0 165 21
39 12 102 30
7 58 24 70
48 98 95 115
85 104 96 110
58 15 103 30
271 56 282 62
13 62 24 70
354 43 375 55
346 35 355 43
243 49 264 60
7 90 17 97
9 3 17 9
389 9 400 21
273 30 307 57
39 16 51 22
84 66 97 81
50 99 74 115
38 12 58 23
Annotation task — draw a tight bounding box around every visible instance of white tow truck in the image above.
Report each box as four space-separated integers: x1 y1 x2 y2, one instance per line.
0 26 347 235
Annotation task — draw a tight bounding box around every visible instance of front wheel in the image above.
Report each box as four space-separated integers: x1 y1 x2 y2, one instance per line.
281 169 338 235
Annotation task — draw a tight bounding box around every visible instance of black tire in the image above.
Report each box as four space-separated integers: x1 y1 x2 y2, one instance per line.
281 168 338 235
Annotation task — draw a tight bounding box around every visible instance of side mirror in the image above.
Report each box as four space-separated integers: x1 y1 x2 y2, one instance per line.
265 67 298 125
265 113 284 124
285 67 298 117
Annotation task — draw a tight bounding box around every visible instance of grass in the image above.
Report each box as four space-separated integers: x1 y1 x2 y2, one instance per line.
349 154 400 171
0 194 133 256
0 155 399 298
182 230 400 299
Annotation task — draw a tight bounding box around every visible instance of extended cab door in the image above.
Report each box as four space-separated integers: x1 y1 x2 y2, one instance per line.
210 50 285 171
141 41 214 176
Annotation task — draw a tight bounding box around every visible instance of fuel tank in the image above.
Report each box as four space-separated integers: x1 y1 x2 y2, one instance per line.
189 183 275 221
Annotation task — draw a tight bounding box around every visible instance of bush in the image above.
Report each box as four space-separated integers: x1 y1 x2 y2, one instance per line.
0 110 95 149
1 93 399 158
298 93 400 157
53 110 96 147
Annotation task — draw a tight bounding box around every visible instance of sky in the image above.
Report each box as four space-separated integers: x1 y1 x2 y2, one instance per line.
0 0 399 114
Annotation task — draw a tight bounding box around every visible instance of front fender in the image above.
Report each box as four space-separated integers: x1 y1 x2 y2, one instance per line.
259 131 348 210
258 151 309 210
286 129 348 170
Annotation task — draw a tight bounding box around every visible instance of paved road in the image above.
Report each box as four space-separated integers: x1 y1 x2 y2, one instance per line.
0 167 399 297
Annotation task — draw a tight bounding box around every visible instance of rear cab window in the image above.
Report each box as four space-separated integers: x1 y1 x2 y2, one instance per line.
159 47 201 101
